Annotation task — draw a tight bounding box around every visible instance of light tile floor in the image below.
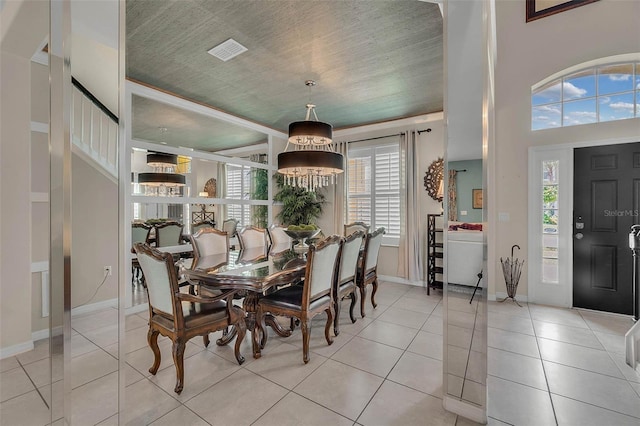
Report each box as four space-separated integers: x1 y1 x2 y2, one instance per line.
1 281 638 425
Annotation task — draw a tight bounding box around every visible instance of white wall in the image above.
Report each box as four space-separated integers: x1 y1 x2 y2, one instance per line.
493 0 640 297
71 154 119 308
0 0 48 355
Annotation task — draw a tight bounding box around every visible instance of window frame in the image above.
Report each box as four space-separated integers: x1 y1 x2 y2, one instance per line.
531 61 639 131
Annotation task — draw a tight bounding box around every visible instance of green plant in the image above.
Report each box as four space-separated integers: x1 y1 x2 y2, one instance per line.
252 168 269 227
273 174 326 225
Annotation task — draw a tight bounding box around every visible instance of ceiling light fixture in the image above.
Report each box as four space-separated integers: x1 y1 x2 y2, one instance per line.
277 80 344 192
138 128 186 196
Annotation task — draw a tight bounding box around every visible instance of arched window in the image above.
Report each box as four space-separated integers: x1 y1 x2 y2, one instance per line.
532 61 639 130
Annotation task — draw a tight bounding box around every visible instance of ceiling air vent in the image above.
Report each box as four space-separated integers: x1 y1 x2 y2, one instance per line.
207 38 248 62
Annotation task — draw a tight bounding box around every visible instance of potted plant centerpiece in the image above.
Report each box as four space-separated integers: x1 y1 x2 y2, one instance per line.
273 174 326 252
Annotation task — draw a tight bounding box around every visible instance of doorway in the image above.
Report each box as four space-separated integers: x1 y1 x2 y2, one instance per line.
573 142 640 314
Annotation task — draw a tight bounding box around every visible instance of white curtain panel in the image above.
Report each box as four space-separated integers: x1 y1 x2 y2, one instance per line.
332 141 349 235
398 130 424 282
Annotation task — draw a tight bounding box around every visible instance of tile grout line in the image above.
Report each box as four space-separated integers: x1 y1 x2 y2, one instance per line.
529 302 560 426
353 292 435 425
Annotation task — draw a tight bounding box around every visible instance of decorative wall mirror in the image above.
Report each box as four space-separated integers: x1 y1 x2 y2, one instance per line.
424 157 444 202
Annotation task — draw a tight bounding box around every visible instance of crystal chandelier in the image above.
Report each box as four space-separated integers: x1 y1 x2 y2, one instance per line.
277 81 344 192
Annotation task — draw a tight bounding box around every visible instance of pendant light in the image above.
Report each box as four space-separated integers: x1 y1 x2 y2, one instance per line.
277 80 344 192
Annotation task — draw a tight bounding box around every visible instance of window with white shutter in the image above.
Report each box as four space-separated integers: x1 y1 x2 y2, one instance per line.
348 143 400 245
226 164 252 226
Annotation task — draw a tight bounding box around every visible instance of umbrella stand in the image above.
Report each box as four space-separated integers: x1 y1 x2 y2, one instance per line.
500 244 524 307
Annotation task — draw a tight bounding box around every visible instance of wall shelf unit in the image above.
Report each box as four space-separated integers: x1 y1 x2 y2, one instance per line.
427 213 444 295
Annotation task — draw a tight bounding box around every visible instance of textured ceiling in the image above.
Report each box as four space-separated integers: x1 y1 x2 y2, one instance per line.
126 0 443 151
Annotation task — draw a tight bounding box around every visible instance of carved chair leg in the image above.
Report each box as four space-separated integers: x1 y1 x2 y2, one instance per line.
333 297 341 336
301 319 311 364
203 334 210 348
349 291 358 324
147 328 161 375
172 339 186 394
371 278 378 309
324 307 334 346
233 313 246 365
359 285 367 318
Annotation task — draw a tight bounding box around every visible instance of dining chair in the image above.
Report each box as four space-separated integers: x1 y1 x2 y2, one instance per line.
154 221 184 247
357 227 385 318
267 224 292 248
131 223 152 284
222 218 239 249
256 235 342 363
221 218 238 237
190 227 229 261
333 230 365 335
237 226 268 250
133 242 246 394
344 221 370 237
191 220 214 235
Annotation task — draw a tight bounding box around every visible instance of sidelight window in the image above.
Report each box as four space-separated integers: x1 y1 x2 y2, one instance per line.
542 160 559 283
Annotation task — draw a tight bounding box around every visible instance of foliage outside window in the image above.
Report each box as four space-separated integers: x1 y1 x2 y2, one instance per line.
348 143 400 243
252 168 268 228
532 62 639 130
542 160 559 283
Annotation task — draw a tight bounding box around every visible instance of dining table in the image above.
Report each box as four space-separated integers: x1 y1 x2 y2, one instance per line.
183 243 306 358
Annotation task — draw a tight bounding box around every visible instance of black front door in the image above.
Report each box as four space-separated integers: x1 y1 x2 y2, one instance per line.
573 142 640 315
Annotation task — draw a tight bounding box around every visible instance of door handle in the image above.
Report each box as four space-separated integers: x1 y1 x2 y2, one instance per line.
575 232 584 240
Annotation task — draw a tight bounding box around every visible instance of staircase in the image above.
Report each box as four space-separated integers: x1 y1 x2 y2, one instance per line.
71 78 118 182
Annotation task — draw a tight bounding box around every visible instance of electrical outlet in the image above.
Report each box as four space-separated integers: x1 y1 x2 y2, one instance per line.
104 266 112 276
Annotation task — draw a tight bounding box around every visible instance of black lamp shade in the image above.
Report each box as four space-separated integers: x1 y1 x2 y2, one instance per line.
138 172 186 186
277 150 344 176
288 120 333 145
147 152 178 167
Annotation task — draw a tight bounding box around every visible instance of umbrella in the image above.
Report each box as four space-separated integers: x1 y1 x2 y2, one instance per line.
500 244 524 307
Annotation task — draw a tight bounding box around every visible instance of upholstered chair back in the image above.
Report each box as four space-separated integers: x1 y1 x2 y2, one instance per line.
191 221 214 234
132 223 152 245
238 226 268 250
267 224 292 247
134 243 177 317
344 221 370 237
222 219 238 237
155 221 183 247
305 235 342 303
364 227 385 272
191 228 229 260
339 231 365 284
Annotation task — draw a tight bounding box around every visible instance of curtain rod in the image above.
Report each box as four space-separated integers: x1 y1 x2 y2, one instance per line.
343 128 431 144
454 169 467 172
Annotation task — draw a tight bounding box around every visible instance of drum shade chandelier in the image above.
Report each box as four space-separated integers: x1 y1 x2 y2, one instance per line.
138 152 186 195
278 81 343 192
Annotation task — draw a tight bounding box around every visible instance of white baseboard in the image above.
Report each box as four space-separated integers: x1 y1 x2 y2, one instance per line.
443 395 487 424
72 298 118 317
625 319 640 370
126 303 149 316
378 275 423 287
31 325 64 342
0 341 34 360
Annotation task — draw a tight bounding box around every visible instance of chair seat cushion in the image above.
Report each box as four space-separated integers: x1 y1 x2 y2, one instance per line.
260 285 331 311
338 280 356 296
152 301 228 330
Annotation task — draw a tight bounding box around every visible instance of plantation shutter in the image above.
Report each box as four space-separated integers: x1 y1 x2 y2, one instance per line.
347 143 400 240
